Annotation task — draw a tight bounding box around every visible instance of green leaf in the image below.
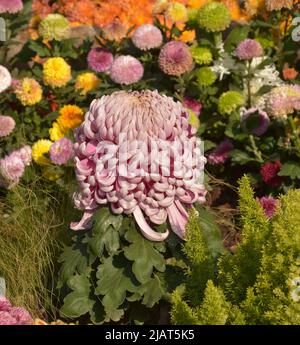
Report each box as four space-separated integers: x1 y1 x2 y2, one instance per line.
60 273 94 318
139 274 165 308
95 256 138 316
89 208 122 257
57 245 88 288
224 26 250 52
124 227 166 284
278 162 300 180
229 149 256 165
194 205 225 258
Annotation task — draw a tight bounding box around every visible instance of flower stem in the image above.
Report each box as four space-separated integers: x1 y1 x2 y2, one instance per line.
249 135 263 163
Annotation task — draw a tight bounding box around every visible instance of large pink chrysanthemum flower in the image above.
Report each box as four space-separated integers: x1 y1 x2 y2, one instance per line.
87 48 114 73
110 56 144 85
0 297 32 325
0 115 15 137
71 90 207 241
159 41 193 76
0 0 23 14
0 152 25 189
132 24 163 51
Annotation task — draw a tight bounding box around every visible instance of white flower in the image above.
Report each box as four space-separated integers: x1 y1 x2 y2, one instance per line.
211 54 236 81
0 65 12 93
243 57 283 108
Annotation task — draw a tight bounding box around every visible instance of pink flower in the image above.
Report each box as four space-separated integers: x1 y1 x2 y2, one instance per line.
71 90 207 241
260 161 283 188
0 0 23 14
236 39 263 60
183 96 202 117
87 48 114 73
0 66 12 92
110 56 144 85
0 311 17 325
0 153 25 188
241 107 270 136
207 139 233 165
132 24 163 51
0 115 15 137
159 41 193 76
258 196 278 218
0 297 11 312
16 145 32 166
9 307 32 325
49 138 74 165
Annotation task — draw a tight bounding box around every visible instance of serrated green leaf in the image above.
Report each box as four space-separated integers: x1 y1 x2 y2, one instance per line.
139 274 165 308
89 208 122 257
124 227 166 284
57 245 88 288
60 273 94 318
95 256 138 315
278 162 300 180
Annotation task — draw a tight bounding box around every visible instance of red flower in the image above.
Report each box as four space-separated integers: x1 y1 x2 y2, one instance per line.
260 160 284 188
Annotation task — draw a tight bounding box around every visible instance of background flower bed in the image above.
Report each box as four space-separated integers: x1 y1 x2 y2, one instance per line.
0 0 300 325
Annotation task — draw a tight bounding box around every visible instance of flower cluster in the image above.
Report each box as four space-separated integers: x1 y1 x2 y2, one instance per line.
0 297 32 325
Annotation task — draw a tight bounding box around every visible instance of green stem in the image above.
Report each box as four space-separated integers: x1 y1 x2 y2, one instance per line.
249 135 263 163
246 61 252 108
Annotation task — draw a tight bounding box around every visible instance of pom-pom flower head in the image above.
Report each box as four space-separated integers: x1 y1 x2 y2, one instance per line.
0 65 12 93
260 161 284 188
50 138 74 165
71 90 207 241
236 39 263 60
57 105 84 130
218 91 245 115
87 48 114 73
159 41 193 77
49 122 67 142
110 56 144 85
0 0 23 14
32 139 52 166
75 72 100 95
0 150 26 189
197 2 231 32
132 24 163 51
0 115 15 137
43 57 71 88
241 107 270 136
15 78 42 106
38 14 70 41
196 67 217 86
190 46 213 65
265 85 300 119
166 2 188 23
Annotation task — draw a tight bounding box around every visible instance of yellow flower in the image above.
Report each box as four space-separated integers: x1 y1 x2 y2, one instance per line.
188 110 200 129
166 2 188 23
32 139 52 165
57 105 84 130
43 57 71 88
49 121 67 141
15 78 42 106
179 29 196 42
75 72 100 95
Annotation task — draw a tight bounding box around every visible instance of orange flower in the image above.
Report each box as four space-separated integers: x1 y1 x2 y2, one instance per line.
57 105 84 130
283 64 299 80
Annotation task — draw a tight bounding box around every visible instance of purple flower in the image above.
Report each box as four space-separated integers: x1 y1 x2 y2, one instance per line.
110 56 144 85
0 0 23 14
49 138 74 165
241 107 270 136
258 196 277 218
87 48 114 73
0 115 15 137
207 138 234 165
0 153 25 188
236 39 263 60
159 41 193 76
132 24 163 51
183 96 202 117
